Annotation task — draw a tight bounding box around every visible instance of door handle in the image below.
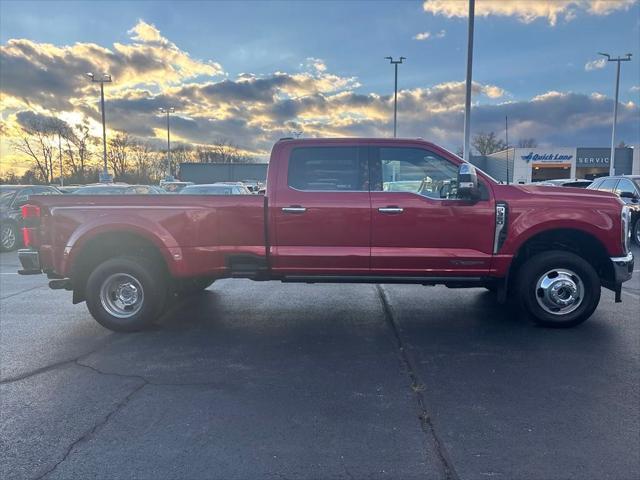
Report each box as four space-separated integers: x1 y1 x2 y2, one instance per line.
282 206 307 214
378 207 404 214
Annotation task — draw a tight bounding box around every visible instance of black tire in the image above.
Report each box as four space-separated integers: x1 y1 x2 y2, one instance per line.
85 256 167 332
1 222 18 252
633 218 640 246
516 250 601 328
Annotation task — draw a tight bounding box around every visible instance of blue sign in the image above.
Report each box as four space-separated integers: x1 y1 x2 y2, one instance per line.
521 152 573 163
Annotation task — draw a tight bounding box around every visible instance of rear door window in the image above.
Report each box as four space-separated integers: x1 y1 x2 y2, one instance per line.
288 147 368 191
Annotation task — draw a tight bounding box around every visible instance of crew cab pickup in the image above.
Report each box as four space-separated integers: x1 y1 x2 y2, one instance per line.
18 138 634 331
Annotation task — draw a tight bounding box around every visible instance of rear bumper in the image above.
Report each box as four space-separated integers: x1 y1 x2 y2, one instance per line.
18 249 41 275
611 252 634 284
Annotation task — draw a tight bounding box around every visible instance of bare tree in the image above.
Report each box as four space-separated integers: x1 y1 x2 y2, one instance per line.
472 132 506 156
170 144 195 169
129 140 150 179
12 114 62 183
62 122 97 182
517 138 538 148
196 138 255 164
107 132 131 179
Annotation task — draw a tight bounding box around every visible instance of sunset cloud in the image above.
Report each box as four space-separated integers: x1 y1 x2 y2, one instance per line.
1 18 638 169
422 0 636 26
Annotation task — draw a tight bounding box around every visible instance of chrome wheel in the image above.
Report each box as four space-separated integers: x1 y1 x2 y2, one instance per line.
1 224 16 250
535 268 584 316
99 273 144 319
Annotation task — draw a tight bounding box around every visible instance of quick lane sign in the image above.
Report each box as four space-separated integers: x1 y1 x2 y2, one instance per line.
521 152 573 163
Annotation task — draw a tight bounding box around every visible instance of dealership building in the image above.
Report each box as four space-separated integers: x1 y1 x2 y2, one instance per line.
471 146 639 184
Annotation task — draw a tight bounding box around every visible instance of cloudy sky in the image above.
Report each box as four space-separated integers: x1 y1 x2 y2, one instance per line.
1 0 639 170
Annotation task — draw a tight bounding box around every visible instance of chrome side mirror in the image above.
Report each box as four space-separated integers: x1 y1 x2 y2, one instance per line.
457 163 480 200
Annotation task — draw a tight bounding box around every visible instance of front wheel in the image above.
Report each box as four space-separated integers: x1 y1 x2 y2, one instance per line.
516 251 601 328
85 256 167 332
634 218 640 246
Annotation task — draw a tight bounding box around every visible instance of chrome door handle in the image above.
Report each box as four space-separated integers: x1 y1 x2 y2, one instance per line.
378 207 404 214
282 206 307 214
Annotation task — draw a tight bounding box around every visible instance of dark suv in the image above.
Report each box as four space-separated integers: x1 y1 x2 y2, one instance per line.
0 185 61 251
588 175 640 245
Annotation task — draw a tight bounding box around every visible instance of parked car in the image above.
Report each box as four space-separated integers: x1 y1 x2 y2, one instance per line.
180 184 252 195
55 185 83 194
0 185 61 251
240 180 264 193
17 138 633 332
72 184 165 195
535 179 593 188
159 181 193 193
588 175 640 245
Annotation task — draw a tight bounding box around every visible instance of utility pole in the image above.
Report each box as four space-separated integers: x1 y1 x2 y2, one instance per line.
463 0 475 162
159 107 175 179
598 52 632 175
385 56 406 138
505 116 509 185
58 131 64 187
86 72 112 182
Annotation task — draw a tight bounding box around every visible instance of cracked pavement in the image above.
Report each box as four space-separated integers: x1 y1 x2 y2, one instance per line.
1 248 639 480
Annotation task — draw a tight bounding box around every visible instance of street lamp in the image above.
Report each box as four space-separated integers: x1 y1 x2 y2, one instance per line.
159 107 175 179
86 72 112 182
463 0 475 162
598 52 632 175
385 56 406 138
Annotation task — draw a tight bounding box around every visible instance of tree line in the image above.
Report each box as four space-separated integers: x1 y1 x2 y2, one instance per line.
1 113 257 185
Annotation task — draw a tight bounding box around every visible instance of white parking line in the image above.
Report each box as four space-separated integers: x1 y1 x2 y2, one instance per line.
623 290 640 300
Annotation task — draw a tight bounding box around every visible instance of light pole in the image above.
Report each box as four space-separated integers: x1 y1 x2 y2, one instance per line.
159 107 175 179
86 72 112 182
385 56 406 138
463 0 475 162
58 131 64 187
598 52 632 175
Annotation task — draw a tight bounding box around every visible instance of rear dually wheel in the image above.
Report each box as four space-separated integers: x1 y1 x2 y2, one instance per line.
85 256 167 332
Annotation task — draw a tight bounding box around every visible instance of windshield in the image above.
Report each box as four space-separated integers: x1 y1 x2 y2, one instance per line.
0 187 19 206
72 186 129 195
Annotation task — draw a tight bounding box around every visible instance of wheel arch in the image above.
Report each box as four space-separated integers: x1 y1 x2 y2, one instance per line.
508 227 614 288
68 228 175 303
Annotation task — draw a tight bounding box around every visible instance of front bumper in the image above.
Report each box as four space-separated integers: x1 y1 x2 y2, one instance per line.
18 249 41 275
611 252 634 284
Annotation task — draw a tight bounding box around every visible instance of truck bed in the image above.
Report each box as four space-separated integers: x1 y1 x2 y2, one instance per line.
30 194 267 278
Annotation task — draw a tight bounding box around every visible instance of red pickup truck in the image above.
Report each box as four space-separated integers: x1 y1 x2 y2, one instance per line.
18 138 634 331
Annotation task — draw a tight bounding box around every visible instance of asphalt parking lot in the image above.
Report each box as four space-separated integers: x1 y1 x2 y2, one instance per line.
1 247 639 480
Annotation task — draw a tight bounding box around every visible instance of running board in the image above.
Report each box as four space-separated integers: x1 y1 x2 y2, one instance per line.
281 275 486 287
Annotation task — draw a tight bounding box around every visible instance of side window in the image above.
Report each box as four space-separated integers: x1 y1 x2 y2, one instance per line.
288 147 368 191
598 178 619 192
372 147 460 199
589 178 603 189
615 179 637 196
32 187 59 196
13 188 32 206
